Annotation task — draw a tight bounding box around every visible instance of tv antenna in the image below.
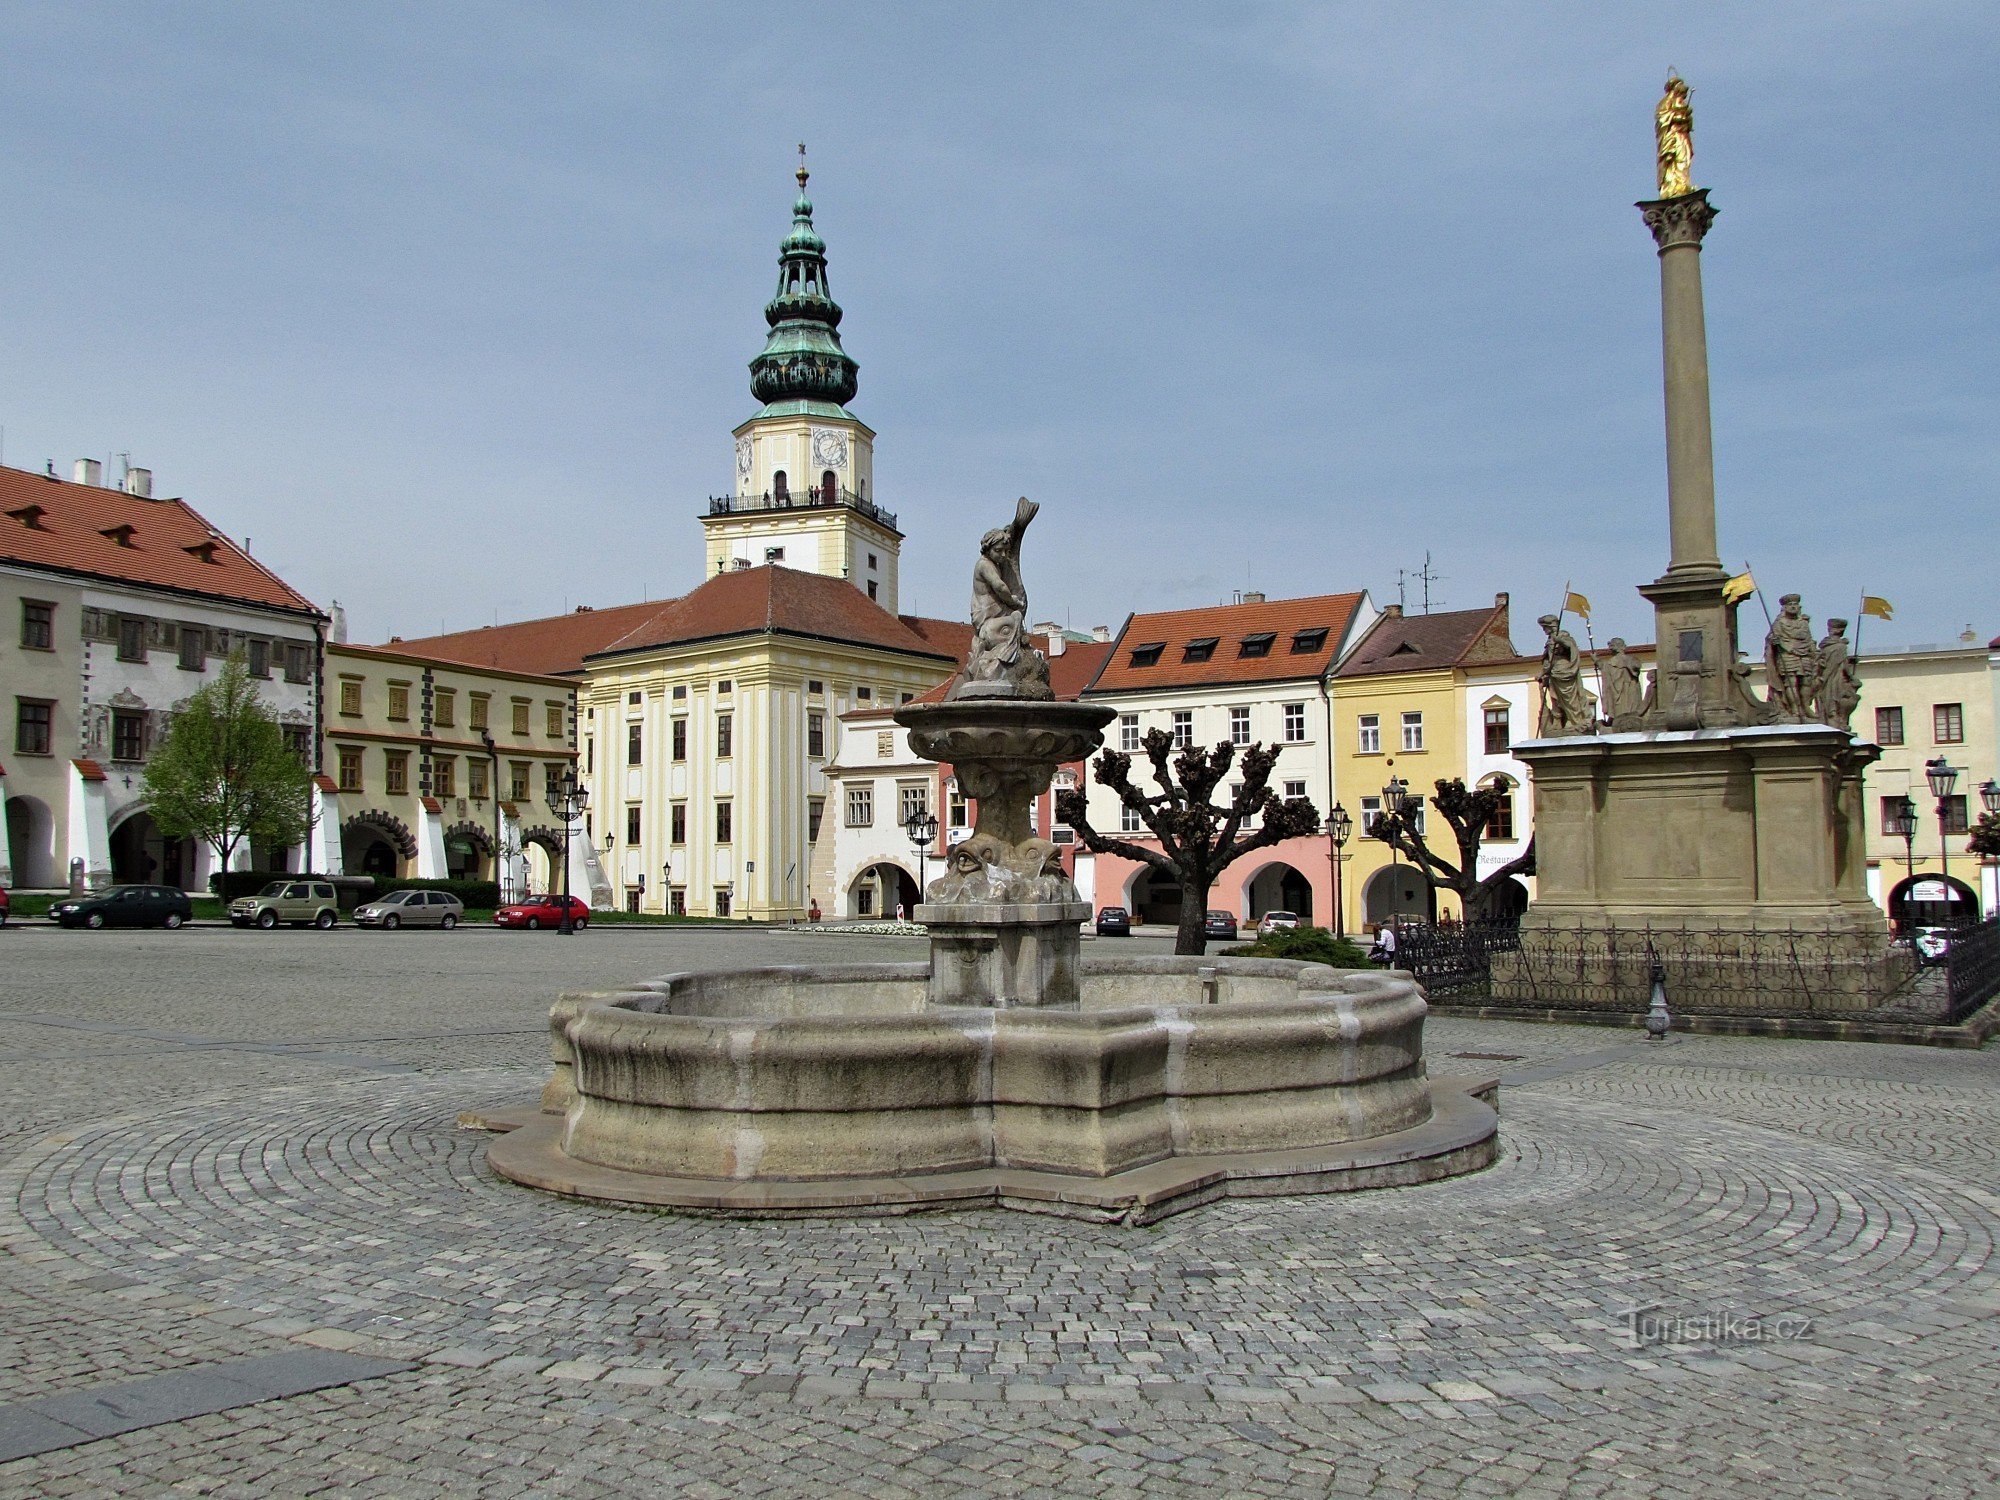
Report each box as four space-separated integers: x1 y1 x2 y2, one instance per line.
1396 552 1445 613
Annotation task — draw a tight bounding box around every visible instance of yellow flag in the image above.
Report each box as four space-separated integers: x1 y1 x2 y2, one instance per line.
1722 571 1756 604
1563 591 1591 620
1860 595 1894 621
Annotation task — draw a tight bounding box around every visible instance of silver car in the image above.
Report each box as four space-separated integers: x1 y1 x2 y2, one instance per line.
354 889 464 930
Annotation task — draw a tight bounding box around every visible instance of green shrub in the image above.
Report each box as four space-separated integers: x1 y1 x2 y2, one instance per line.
209 871 377 909
1221 926 1372 968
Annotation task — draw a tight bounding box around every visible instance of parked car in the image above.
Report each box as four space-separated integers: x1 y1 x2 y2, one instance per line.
1911 926 1953 966
1257 910 1301 936
50 884 194 930
1094 905 1131 936
0 886 9 926
354 889 465 930
1203 909 1239 939
495 894 591 930
230 880 340 930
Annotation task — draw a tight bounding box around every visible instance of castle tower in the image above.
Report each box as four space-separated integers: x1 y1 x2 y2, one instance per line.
702 151 902 610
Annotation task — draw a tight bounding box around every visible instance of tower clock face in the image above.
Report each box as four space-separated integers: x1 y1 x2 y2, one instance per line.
735 437 752 480
810 428 848 469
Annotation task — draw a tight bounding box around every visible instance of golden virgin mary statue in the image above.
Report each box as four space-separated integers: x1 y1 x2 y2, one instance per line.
1656 72 1695 198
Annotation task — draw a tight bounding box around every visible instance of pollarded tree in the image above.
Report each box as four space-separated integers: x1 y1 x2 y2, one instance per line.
1370 777 1535 923
141 657 314 877
1054 729 1320 955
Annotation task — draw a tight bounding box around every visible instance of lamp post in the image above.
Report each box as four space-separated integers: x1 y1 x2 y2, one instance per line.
547 766 589 936
480 731 503 901
1887 795 1918 934
1329 803 1353 940
1981 779 2000 818
1925 757 1961 927
1380 777 1410 927
904 806 938 910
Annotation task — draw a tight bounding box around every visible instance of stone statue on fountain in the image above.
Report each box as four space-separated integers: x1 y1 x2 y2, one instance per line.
896 498 1116 1006
954 495 1052 701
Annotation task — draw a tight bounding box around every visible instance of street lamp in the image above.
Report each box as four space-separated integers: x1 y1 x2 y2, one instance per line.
1887 795 1918 933
547 766 589 935
1925 757 1961 927
1981 779 2000 817
904 805 939 909
1328 803 1353 940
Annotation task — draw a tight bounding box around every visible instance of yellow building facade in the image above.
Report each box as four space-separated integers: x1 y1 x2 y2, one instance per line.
319 642 581 894
1329 598 1522 932
1849 638 1999 924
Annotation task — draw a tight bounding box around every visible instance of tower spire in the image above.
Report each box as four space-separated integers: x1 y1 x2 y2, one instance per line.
749 151 858 409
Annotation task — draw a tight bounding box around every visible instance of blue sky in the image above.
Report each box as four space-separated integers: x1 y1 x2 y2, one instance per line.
1 4 1991 653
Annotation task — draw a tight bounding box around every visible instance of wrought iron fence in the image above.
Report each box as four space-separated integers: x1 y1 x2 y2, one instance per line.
1393 918 1923 1022
1943 918 2000 1024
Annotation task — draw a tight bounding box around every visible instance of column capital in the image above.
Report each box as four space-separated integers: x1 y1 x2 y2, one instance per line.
1637 188 1717 252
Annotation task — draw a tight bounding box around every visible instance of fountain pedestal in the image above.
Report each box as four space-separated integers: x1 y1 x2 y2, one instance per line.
896 697 1116 1010
916 899 1092 1009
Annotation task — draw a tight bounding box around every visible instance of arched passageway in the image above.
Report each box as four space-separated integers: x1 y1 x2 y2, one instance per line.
1245 862 1314 922
1887 874 1980 931
1363 864 1433 928
849 862 918 919
110 809 197 889
4 796 57 887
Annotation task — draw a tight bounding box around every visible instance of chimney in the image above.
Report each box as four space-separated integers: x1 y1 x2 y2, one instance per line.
1241 590 1266 605
1091 625 1111 642
329 601 349 644
123 467 153 498
73 459 102 487
1046 633 1066 658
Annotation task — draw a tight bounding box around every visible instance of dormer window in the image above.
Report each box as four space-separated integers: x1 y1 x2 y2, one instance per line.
1290 627 1329 654
184 540 221 564
100 524 137 548
1238 632 1275 659
8 504 48 530
1182 636 1219 663
1128 641 1165 668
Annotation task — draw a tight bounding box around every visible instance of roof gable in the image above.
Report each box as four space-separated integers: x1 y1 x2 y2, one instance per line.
0 464 321 617
1335 597 1517 679
589 564 959 663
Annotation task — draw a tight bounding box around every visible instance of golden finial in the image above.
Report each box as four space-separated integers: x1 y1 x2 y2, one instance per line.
1656 71 1694 198
797 141 809 191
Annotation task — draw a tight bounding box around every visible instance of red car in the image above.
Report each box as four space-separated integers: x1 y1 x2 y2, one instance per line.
0 886 9 926
493 894 591 930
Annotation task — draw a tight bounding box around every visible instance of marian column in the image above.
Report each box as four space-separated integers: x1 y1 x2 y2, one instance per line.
1634 74 1744 729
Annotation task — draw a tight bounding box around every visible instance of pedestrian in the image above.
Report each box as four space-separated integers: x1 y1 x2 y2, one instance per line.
808 899 821 924
895 902 906 922
1370 920 1399 968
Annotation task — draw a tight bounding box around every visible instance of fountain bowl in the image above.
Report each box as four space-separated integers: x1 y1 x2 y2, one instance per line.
485 955 1498 1224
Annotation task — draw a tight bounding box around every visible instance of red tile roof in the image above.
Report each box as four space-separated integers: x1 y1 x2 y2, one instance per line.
1335 598 1517 679
590 565 962 663
1086 593 1368 694
380 599 667 678
0 464 321 617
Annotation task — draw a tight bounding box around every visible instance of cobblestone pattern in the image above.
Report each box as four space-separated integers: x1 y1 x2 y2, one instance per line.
0 929 1996 1496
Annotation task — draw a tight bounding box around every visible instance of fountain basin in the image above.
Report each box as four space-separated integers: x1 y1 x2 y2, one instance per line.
490 956 1498 1222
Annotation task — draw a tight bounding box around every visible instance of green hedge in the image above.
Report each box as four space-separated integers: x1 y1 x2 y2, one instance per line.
208 871 376 909
375 877 500 909
1221 927 1373 968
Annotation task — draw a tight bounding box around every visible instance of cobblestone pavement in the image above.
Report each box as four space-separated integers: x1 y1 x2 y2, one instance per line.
0 926 1996 1497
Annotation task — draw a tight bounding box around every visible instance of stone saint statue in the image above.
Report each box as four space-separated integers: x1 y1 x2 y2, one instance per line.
1536 615 1598 736
1814 618 1861 731
959 496 1052 700
1600 638 1646 729
1656 73 1694 198
1764 593 1817 722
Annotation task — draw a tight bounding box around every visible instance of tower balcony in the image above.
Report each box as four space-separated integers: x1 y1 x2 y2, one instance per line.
706 486 900 536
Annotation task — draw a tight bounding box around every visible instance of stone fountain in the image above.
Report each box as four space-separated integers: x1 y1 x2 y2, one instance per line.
485 501 1497 1222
